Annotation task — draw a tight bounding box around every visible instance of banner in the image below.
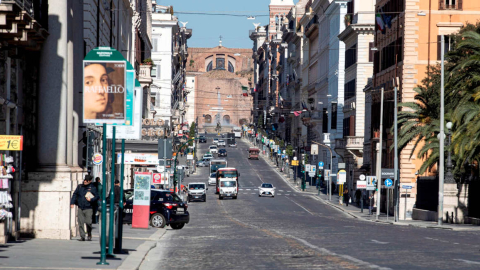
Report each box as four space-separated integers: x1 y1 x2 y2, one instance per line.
117 153 159 165
132 172 152 229
83 60 126 124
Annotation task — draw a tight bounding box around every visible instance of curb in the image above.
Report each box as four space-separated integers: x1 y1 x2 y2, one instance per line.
117 228 167 270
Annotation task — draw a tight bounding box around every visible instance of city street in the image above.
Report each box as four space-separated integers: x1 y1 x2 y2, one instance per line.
140 135 480 270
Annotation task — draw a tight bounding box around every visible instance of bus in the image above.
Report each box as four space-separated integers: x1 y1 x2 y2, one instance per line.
210 159 227 174
232 127 242 138
215 167 240 194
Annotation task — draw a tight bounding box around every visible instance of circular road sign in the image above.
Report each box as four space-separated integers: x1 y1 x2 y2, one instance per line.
384 178 393 187
359 174 366 180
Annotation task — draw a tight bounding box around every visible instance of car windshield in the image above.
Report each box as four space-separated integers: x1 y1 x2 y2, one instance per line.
219 149 226 152
261 183 273 188
214 139 218 141
219 140 224 142
220 181 237 187
210 146 217 149
189 184 205 190
210 173 216 178
218 171 238 178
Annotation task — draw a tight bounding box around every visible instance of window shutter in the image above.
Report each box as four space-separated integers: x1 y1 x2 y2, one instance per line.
458 0 463 10
439 0 445 10
350 116 355 136
437 35 442 60
369 42 374 62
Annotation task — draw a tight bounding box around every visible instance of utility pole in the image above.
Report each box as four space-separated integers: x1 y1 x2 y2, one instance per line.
376 87 384 220
438 35 445 226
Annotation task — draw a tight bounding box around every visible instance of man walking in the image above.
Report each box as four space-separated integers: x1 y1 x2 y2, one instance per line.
70 175 99 241
107 180 126 205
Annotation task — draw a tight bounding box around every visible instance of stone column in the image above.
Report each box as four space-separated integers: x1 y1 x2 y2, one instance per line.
21 0 75 239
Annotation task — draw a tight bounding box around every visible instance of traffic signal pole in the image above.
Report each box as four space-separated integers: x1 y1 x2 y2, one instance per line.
98 124 108 265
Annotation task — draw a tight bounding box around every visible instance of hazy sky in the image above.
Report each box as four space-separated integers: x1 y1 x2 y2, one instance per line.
158 0 298 49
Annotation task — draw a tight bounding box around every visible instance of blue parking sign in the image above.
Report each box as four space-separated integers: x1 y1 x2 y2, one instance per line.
318 162 324 167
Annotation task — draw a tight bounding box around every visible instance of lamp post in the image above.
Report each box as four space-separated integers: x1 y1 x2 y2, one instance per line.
312 140 333 201
445 122 455 184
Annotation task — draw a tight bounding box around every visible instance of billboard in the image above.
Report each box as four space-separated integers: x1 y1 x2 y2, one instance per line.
117 153 159 165
107 83 143 139
83 61 126 124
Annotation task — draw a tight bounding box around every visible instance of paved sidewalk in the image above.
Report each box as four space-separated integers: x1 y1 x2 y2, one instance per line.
0 224 167 269
242 138 480 232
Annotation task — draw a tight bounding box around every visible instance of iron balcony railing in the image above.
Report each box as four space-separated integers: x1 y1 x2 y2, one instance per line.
4 0 34 17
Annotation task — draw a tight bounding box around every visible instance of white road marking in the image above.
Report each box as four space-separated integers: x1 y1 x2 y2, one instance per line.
287 191 292 192
285 196 314 216
453 259 480 265
285 194 290 196
371 240 389 245
280 190 284 192
239 189 244 190
246 189 251 190
254 189 258 190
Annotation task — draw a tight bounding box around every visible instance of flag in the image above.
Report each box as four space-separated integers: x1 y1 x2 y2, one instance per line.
279 95 284 102
381 8 392 29
301 101 308 111
293 111 302 117
376 12 385 34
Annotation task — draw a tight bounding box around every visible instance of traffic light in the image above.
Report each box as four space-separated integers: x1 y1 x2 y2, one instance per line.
82 131 95 167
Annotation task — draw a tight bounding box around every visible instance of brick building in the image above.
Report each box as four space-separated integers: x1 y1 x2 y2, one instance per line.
185 46 254 131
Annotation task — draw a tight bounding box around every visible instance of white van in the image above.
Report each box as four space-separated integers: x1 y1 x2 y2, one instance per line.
218 178 238 200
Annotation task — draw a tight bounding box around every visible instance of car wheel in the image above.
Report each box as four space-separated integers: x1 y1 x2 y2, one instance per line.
272 196 275 198
170 223 185 230
150 213 166 228
258 194 261 197
233 196 237 200
219 196 223 200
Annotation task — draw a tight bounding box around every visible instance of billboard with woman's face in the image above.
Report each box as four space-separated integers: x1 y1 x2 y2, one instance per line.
83 61 126 124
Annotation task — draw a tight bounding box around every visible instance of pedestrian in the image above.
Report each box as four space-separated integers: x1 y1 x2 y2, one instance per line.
92 177 103 224
343 189 350 206
355 189 362 207
331 181 335 194
107 180 126 206
70 175 99 241
369 192 375 215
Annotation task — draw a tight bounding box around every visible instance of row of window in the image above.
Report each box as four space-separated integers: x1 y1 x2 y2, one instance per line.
206 58 235 73
204 115 231 125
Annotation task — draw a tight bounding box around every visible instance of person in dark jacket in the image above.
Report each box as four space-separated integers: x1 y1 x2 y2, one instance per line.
92 177 103 224
107 180 126 205
70 175 99 241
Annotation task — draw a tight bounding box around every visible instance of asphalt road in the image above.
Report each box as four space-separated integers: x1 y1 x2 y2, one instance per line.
140 134 480 270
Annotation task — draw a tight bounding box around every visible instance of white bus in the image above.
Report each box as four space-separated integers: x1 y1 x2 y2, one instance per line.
210 159 228 174
232 127 242 138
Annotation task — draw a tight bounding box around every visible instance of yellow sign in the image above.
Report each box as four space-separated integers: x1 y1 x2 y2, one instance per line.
292 160 299 166
0 135 23 151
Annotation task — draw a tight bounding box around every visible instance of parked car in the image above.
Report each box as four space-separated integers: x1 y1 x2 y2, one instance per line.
203 153 213 160
208 173 217 185
213 138 219 144
199 136 207 143
209 145 218 154
123 189 189 229
258 183 275 197
187 183 207 202
218 148 227 157
218 140 226 146
229 142 237 148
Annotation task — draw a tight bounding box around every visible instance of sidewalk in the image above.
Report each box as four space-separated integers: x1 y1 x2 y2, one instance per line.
242 138 480 232
0 223 167 269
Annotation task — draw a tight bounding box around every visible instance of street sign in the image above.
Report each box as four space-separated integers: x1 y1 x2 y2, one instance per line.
187 154 193 160
337 170 347 184
357 180 367 189
366 176 376 190
381 168 395 178
338 163 345 169
308 172 315 177
293 157 298 160
306 164 311 172
311 166 316 173
359 174 366 180
318 161 324 169
324 170 331 181
311 144 319 155
384 178 393 188
292 160 299 166
402 185 413 189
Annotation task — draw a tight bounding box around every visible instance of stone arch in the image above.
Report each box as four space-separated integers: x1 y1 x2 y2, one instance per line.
223 115 231 125
205 55 214 72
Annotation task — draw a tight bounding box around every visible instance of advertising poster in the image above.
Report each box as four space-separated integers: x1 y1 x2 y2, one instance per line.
116 153 159 165
83 60 126 124
107 83 143 139
152 173 167 184
132 172 152 229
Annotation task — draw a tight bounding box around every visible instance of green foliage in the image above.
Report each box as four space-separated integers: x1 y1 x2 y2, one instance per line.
286 145 294 156
189 122 196 146
257 114 264 128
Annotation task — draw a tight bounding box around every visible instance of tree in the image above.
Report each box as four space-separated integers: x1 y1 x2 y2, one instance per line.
189 122 196 146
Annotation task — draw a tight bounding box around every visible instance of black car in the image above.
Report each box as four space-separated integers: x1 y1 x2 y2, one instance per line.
218 148 227 157
199 136 207 143
123 189 189 229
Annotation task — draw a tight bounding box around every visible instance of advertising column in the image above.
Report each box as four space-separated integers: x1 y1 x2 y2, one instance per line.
132 172 152 229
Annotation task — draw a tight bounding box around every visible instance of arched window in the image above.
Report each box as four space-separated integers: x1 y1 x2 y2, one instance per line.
228 62 234 73
205 115 212 123
206 62 213 72
223 115 230 125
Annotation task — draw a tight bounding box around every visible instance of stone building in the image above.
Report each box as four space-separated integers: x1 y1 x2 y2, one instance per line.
185 46 254 132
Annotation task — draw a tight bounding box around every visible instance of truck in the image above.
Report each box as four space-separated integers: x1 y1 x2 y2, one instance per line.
215 168 239 196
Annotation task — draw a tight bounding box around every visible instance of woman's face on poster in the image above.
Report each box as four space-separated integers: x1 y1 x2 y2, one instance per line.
84 64 109 117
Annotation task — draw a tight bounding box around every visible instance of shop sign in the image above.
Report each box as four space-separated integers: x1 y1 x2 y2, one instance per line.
92 153 103 165
117 153 159 165
0 135 23 151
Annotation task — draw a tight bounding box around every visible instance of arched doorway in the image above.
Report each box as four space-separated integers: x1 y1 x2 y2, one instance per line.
205 114 212 124
223 115 230 125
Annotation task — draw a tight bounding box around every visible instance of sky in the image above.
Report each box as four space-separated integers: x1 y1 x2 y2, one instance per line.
158 0 298 49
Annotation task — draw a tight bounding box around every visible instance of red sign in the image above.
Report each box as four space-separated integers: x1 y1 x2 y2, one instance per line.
152 173 163 184
132 172 151 229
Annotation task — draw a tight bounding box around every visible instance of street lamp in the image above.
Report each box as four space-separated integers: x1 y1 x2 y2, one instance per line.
312 140 333 201
445 122 455 185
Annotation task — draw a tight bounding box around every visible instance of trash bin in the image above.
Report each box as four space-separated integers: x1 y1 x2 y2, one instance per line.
98 204 118 249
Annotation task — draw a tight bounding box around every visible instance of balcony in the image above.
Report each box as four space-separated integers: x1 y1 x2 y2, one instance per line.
138 64 153 86
335 136 364 157
0 0 48 50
